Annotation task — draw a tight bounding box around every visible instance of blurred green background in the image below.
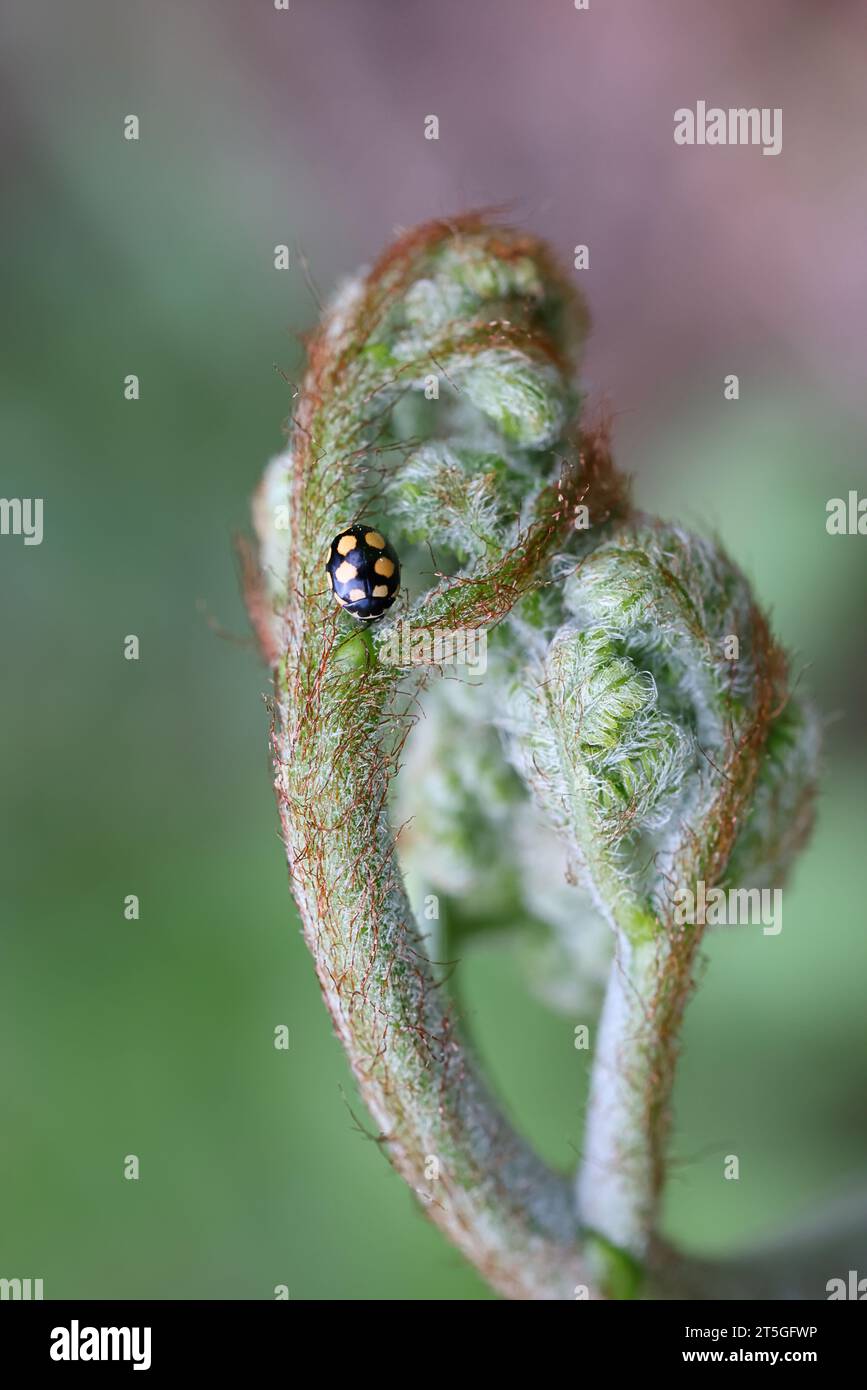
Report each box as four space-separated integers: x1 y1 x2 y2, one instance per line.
1 0 865 1298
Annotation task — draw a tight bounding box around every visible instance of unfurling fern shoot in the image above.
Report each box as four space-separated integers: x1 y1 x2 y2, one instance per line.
247 215 841 1302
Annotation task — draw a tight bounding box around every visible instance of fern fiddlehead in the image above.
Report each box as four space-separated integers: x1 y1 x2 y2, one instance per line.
503 517 817 1270
247 216 854 1301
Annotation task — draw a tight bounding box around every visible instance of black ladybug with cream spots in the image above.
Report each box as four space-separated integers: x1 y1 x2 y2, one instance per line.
326 525 401 619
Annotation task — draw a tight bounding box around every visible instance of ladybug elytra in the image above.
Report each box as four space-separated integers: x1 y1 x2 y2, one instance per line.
326 525 401 620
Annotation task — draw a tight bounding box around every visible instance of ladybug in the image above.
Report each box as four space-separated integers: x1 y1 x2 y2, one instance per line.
326 525 401 620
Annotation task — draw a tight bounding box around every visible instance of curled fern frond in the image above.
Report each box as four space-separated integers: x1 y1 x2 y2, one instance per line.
497 515 816 1260
506 516 801 935
247 217 830 1301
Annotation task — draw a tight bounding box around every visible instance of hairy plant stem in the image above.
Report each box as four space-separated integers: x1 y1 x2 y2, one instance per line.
273 654 590 1299
579 935 664 1262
